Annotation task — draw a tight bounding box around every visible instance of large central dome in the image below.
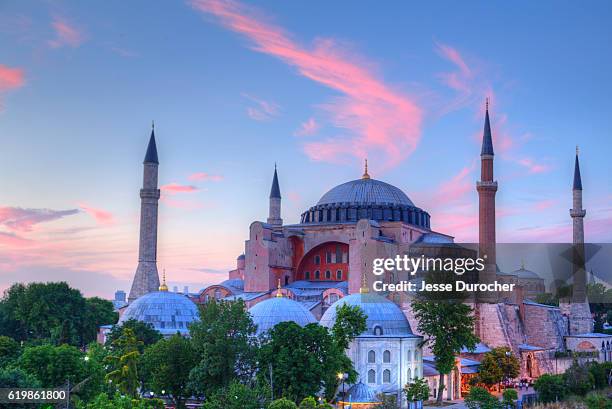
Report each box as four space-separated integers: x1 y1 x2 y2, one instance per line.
317 178 414 207
300 176 430 228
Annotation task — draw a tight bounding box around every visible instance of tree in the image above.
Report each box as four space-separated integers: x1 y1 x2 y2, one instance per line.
268 398 298 409
502 389 518 408
464 386 501 409
75 392 164 409
411 272 478 405
19 344 86 388
330 304 367 350
0 368 42 409
563 360 594 396
105 319 162 353
258 321 353 403
403 377 430 402
0 335 20 367
142 334 197 408
534 293 558 307
202 380 268 409
298 397 317 409
376 393 399 409
189 300 257 396
84 297 118 343
105 328 142 398
533 374 566 403
477 347 519 387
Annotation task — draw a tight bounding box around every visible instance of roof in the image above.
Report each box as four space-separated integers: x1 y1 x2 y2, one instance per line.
509 267 542 280
249 296 316 335
270 166 281 199
481 108 494 156
144 129 159 164
519 344 547 351
320 292 414 337
317 178 414 207
423 362 439 377
343 382 379 404
461 342 492 354
566 333 612 339
573 153 582 190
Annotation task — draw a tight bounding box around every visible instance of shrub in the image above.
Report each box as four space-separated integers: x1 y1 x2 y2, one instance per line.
502 388 518 406
585 392 612 409
299 397 317 409
268 398 298 409
464 386 501 409
533 374 567 403
563 361 595 396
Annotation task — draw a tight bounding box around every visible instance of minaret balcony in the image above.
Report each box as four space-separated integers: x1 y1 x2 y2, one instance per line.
570 209 586 218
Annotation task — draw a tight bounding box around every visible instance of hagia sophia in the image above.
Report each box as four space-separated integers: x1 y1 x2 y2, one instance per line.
100 105 612 407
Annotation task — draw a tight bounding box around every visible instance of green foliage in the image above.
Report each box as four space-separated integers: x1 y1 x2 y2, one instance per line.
464 386 501 409
533 374 567 403
0 335 20 367
268 397 298 409
477 347 520 386
563 361 595 396
258 321 353 403
105 319 162 353
0 282 114 347
298 396 317 409
75 392 164 409
534 293 559 307
202 380 268 409
142 334 197 408
19 343 86 387
376 393 399 409
330 304 367 350
584 391 612 409
0 366 41 388
411 271 478 404
189 299 257 396
502 388 518 407
586 361 609 390
104 328 142 398
403 377 429 401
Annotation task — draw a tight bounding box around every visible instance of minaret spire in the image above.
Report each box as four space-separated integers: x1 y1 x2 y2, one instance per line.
129 125 161 302
362 159 371 180
476 98 498 303
267 164 283 226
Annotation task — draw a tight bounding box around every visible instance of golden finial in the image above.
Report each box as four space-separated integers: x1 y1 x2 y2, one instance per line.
576 145 579 156
485 97 489 111
359 271 369 294
276 279 282 298
362 159 370 180
159 268 168 291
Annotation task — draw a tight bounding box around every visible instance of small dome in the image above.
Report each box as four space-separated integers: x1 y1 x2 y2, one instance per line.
317 178 414 207
343 382 379 404
320 292 413 337
220 278 244 291
511 267 541 280
249 297 316 336
119 291 199 336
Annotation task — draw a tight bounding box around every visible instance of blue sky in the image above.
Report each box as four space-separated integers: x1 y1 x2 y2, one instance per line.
0 0 611 297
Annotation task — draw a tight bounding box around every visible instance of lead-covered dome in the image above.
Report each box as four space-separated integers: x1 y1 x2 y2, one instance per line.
249 296 316 336
300 177 430 228
119 291 200 336
320 292 414 337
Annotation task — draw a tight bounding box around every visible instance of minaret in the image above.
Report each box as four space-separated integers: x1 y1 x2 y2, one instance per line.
267 164 282 226
567 147 593 334
128 123 161 302
476 98 498 302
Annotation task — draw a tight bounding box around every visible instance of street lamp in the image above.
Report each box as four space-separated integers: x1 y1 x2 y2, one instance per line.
337 372 347 409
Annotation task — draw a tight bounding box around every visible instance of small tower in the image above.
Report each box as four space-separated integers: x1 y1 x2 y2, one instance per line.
476 99 498 302
128 123 161 302
267 164 282 226
567 147 593 334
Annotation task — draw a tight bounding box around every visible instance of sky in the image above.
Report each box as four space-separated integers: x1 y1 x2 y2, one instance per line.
1 0 611 298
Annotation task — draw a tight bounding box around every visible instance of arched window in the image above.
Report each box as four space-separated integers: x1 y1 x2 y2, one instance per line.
383 350 391 363
374 325 383 336
336 270 342 280
383 369 391 383
368 350 376 363
305 271 310 280
325 270 331 279
407 368 412 381
368 369 376 384
315 270 320 280
314 255 321 265
284 276 289 285
214 289 221 300
326 251 332 263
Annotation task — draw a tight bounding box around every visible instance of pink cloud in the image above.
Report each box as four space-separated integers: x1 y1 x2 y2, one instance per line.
78 203 114 225
517 157 552 174
188 172 224 182
160 196 205 210
0 64 25 92
242 93 280 121
534 200 556 211
0 206 79 232
48 17 85 48
0 231 32 248
287 191 301 203
294 117 319 137
435 164 475 204
160 183 199 194
191 0 422 168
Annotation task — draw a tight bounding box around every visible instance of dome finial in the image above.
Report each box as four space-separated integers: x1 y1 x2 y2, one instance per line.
362 159 370 179
276 279 282 298
159 268 168 292
521 259 525 270
576 145 579 156
360 271 369 294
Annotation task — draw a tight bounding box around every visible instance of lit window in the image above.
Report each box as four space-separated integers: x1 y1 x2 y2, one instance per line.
368 350 376 363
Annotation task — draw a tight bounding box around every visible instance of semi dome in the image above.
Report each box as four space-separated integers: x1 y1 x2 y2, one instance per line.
119 291 200 336
300 177 430 228
342 382 379 404
249 296 316 336
320 292 414 337
317 178 414 207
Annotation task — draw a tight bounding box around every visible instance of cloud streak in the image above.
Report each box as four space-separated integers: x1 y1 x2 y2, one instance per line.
48 17 85 48
160 183 199 194
78 203 115 225
191 0 422 168
188 172 224 182
0 206 79 232
0 64 24 92
294 117 319 136
242 93 280 121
